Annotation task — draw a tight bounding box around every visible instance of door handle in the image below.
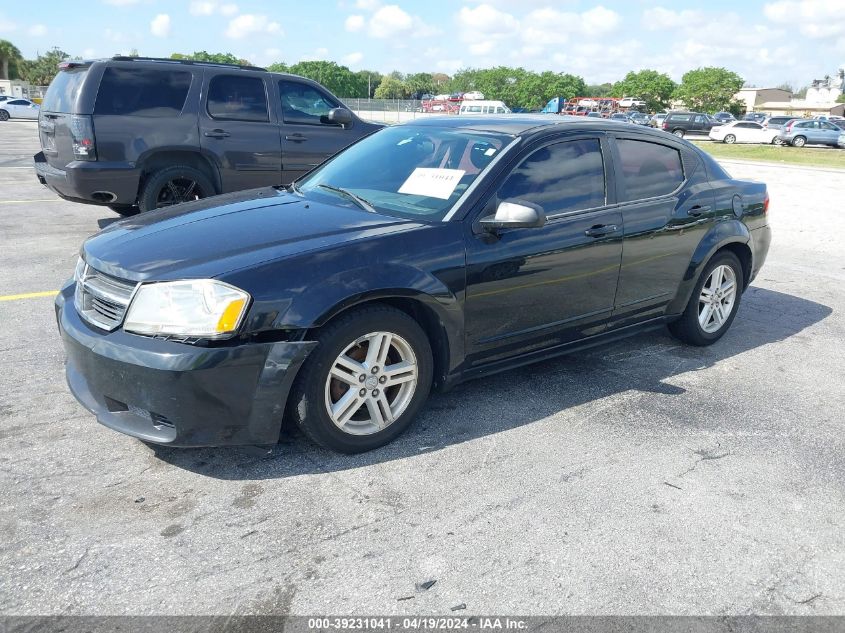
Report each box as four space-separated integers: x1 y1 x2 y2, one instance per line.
687 205 711 217
203 129 230 138
584 224 618 238
285 134 308 142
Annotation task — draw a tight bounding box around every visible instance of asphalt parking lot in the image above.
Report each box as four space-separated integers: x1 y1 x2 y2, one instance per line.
1 119 843 616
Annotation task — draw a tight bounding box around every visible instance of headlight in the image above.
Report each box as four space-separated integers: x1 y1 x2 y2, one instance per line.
74 256 86 281
124 280 250 339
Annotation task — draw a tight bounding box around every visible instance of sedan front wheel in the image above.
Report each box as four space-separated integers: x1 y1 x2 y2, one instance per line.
291 305 433 453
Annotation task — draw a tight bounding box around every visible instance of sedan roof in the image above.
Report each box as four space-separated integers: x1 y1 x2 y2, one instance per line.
406 114 644 137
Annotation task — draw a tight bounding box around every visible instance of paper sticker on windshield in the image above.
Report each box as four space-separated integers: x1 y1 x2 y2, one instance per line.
398 168 465 200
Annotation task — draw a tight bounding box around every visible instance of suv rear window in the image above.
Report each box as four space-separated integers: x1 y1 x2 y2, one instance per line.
41 67 89 113
94 67 191 117
616 139 684 201
208 75 268 122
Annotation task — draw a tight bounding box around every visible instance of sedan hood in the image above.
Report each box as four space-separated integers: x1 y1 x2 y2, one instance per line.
82 187 422 281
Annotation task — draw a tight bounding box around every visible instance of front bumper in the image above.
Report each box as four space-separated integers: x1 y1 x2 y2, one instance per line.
56 285 316 447
34 151 141 206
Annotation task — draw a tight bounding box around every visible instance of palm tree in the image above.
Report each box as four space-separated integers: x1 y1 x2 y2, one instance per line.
0 39 22 80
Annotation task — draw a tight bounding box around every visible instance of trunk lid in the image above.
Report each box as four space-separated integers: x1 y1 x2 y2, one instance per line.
39 63 93 169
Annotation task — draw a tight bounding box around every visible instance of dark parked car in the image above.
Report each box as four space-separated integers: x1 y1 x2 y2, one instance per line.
57 116 771 453
33 56 381 215
713 111 735 124
762 116 795 130
743 112 767 123
662 111 717 137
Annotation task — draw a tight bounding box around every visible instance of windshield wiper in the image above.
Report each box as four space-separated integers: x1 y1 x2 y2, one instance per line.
288 180 301 195
316 184 377 213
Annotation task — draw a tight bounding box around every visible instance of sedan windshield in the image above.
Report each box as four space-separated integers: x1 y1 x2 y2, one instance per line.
296 125 515 222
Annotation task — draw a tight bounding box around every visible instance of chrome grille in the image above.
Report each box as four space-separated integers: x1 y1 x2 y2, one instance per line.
74 263 137 331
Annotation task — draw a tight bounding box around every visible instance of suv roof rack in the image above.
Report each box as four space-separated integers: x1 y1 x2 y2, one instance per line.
110 56 266 72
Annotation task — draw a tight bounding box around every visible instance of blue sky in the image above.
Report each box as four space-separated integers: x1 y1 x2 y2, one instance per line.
2 0 843 88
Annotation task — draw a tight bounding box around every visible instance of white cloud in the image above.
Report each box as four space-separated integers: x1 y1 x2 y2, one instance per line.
580 6 621 35
342 51 364 66
150 14 171 37
457 4 519 37
345 15 365 32
225 14 282 39
102 0 141 5
642 7 704 31
28 24 48 36
189 1 216 15
368 5 413 37
220 3 238 16
355 0 380 10
764 0 845 39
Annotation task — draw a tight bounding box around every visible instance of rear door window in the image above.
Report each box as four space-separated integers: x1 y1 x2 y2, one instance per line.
207 75 269 122
498 139 606 215
616 138 684 201
278 80 340 125
94 67 191 117
41 67 89 112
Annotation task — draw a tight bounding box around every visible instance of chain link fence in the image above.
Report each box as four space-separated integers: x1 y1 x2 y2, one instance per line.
341 98 454 123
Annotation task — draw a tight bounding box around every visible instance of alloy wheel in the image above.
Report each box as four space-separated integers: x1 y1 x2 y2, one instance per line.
156 177 204 208
698 264 737 334
324 331 418 435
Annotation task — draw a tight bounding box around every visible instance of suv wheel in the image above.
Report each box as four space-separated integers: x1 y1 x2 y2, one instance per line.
672 128 684 138
791 136 806 148
138 165 214 212
0 110 9 122
290 304 433 453
723 134 736 144
668 251 744 346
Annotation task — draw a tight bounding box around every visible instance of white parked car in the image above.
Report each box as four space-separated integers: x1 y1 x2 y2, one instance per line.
709 120 779 144
458 100 511 115
462 91 485 100
0 98 40 121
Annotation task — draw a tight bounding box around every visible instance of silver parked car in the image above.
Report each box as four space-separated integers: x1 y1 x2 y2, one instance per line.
777 118 844 147
0 98 40 121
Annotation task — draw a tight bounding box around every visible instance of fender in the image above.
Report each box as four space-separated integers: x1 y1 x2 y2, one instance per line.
666 218 751 315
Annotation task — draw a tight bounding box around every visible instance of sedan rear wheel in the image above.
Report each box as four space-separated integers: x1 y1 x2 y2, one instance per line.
668 251 743 346
0 110 9 122
723 134 736 144
291 304 433 453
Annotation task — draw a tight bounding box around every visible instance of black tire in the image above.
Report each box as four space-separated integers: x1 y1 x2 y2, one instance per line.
137 165 214 212
672 128 684 138
108 204 139 217
668 251 744 347
0 110 9 122
723 134 736 144
792 136 806 148
290 304 433 453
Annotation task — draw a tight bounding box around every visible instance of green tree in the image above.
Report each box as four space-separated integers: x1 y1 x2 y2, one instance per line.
267 62 289 73
836 94 845 104
405 72 434 97
585 83 613 97
673 67 744 113
611 69 676 112
431 73 450 88
287 60 366 97
171 51 251 66
356 70 383 98
18 48 70 86
374 75 409 99
0 39 22 80
448 66 584 110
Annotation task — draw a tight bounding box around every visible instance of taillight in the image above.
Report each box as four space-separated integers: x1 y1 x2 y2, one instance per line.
662 122 669 130
763 191 769 215
69 115 96 161
785 121 794 131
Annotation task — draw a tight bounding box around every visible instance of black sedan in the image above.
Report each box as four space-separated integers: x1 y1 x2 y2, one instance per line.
57 116 771 453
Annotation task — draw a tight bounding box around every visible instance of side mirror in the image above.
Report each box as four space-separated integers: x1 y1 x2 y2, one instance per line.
327 107 354 129
480 201 546 232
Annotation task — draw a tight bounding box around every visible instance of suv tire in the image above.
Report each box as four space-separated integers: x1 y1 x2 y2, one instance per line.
138 165 214 212
672 129 684 137
791 136 806 148
668 251 744 347
290 304 433 453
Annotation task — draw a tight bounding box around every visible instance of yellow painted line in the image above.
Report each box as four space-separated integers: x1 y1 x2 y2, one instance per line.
0 290 58 302
0 199 63 204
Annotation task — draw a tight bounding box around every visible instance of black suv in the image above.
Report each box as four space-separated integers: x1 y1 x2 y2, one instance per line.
34 57 382 214
661 112 717 137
